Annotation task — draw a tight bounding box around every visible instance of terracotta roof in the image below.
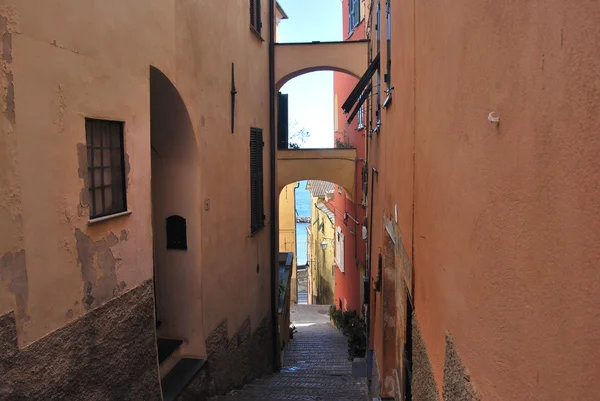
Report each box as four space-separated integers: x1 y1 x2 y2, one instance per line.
306 180 334 198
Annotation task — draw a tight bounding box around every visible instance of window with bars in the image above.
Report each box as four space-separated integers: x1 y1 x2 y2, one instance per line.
249 0 262 34
250 128 265 233
85 118 127 219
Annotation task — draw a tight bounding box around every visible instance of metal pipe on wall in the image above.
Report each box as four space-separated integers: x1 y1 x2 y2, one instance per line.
268 0 279 373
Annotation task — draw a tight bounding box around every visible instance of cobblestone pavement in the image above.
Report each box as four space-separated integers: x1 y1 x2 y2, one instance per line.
212 304 368 401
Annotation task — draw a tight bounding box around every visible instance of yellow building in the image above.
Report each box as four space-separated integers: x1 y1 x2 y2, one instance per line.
306 181 335 305
278 183 297 303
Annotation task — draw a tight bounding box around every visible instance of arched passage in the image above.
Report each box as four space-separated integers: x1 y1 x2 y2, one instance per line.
277 149 356 200
275 40 368 90
150 66 205 356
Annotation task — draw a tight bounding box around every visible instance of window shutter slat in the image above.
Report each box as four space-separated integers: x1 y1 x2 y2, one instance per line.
256 0 262 31
250 128 264 233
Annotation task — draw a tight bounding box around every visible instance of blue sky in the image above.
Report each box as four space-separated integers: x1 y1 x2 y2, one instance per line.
277 0 342 148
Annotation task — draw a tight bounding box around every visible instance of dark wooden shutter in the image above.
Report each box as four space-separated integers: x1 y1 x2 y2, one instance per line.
250 128 264 233
256 0 262 32
277 92 289 150
250 0 255 28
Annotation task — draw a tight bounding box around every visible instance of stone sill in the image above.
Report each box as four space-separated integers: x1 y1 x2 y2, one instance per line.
88 210 132 225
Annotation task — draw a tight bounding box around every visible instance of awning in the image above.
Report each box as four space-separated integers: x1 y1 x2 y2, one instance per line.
341 52 380 114
346 84 371 124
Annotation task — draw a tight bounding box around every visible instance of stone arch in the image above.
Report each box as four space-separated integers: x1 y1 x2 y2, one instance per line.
277 149 357 201
275 40 368 91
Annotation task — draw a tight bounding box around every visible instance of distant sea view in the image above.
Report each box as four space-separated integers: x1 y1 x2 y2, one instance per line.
295 180 310 266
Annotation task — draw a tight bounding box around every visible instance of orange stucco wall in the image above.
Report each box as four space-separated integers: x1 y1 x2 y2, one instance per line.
368 0 600 399
0 0 273 355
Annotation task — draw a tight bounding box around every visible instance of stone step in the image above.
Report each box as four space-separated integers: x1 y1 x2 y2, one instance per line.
156 337 184 364
224 384 367 397
161 357 206 401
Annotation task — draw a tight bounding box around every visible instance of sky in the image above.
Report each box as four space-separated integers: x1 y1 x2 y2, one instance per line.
277 0 342 148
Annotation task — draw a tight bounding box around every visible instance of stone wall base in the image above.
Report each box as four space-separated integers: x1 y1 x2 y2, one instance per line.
0 280 161 400
411 315 441 401
180 313 274 399
443 333 481 401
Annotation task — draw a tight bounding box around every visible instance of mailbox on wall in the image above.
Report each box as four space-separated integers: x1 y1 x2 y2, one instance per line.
166 215 187 250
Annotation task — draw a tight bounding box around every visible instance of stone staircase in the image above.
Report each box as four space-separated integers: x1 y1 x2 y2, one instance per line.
157 337 206 401
211 304 368 401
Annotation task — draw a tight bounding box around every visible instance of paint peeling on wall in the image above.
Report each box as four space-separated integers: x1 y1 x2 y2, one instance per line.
76 144 90 217
0 7 18 124
74 229 127 311
119 229 129 241
54 84 66 133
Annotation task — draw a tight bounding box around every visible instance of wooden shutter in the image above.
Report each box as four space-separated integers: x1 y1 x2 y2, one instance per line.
256 0 262 32
277 92 289 149
250 0 255 28
250 128 264 233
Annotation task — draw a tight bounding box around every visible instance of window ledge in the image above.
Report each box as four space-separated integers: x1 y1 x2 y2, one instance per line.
250 27 265 42
248 224 266 237
383 93 393 109
88 210 132 225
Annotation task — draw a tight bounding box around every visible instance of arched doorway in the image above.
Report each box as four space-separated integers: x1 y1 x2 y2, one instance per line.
150 66 203 356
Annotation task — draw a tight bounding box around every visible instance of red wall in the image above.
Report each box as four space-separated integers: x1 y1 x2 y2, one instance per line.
332 2 367 313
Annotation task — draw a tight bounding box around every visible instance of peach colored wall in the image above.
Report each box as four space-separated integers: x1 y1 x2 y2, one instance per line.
369 0 600 400
0 0 273 355
0 0 166 346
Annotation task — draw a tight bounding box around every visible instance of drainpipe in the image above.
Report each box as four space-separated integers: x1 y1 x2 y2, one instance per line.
367 167 378 338
268 0 280 373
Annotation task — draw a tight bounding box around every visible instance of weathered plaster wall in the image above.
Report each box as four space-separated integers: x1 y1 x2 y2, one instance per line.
0 0 275 393
368 0 600 399
0 0 169 347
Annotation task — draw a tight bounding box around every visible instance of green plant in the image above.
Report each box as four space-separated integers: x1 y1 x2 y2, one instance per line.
328 304 343 327
328 306 367 360
335 136 354 149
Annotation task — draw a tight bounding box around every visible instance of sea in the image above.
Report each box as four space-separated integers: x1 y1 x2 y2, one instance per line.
295 180 310 266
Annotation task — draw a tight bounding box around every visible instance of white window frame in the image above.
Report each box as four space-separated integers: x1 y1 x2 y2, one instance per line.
335 226 345 273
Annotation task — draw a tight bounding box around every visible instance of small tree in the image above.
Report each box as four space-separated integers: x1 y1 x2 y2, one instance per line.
334 130 354 149
288 120 310 149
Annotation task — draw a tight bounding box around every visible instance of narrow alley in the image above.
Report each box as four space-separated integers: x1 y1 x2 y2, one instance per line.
212 305 368 401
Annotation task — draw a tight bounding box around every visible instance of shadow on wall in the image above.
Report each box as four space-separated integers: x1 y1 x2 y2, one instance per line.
150 66 203 347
